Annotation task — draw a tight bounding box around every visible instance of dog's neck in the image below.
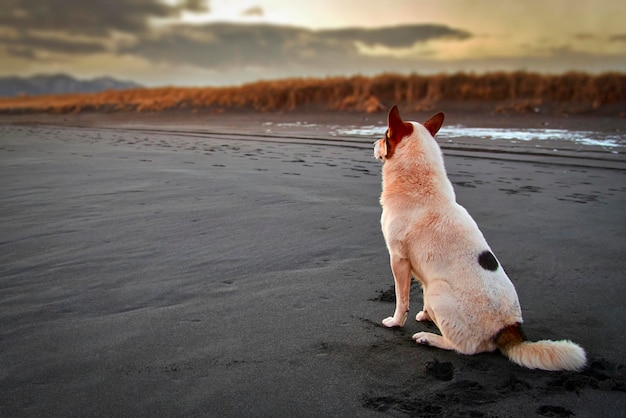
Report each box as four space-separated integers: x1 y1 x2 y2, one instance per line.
380 138 455 205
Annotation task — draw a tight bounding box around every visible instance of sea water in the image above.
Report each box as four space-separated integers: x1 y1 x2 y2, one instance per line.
330 125 625 150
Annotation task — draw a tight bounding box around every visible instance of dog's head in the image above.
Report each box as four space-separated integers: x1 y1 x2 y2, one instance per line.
374 106 444 162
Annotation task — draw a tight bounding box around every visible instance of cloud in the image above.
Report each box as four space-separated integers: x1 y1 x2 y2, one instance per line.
0 0 210 36
0 33 108 59
0 0 211 63
3 2 621 86
5 46 37 60
319 24 470 48
609 34 626 43
574 33 597 41
121 23 308 69
181 0 209 13
0 1 469 72
119 23 472 70
241 6 264 17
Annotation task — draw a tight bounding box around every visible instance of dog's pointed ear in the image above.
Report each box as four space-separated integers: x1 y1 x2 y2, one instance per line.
424 112 445 137
387 105 403 136
381 105 414 160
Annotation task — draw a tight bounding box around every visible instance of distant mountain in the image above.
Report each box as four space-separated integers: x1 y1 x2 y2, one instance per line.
0 74 142 97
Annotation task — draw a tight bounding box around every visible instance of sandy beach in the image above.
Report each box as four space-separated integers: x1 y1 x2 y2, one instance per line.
1 110 625 417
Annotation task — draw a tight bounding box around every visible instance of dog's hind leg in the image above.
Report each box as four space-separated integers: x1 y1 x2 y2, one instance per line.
412 332 456 350
416 309 432 322
382 255 412 327
412 284 464 351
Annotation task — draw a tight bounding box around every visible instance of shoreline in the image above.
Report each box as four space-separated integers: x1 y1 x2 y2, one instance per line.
2 108 625 170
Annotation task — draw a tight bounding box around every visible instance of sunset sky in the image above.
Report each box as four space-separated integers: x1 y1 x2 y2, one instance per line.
1 0 624 86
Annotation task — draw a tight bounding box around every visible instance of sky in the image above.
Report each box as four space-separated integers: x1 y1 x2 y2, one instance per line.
0 0 624 87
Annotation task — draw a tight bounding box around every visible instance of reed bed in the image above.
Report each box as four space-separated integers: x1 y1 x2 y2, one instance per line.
1 72 623 114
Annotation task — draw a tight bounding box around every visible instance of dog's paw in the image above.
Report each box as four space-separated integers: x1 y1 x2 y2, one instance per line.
412 332 431 345
416 310 432 322
382 316 406 328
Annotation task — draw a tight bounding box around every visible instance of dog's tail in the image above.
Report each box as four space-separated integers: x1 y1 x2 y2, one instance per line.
495 323 586 371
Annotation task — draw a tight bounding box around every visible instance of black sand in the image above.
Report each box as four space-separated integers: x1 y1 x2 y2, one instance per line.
1 113 625 417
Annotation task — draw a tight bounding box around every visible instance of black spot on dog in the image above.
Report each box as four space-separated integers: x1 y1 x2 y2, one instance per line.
478 251 499 271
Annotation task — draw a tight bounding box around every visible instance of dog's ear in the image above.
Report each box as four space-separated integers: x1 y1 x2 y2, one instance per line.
383 105 414 159
387 105 404 137
423 112 445 137
387 105 414 140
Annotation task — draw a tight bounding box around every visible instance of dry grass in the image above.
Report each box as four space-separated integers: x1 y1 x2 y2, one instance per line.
1 72 624 115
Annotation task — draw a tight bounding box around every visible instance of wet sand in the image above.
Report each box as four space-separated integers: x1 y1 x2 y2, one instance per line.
1 111 625 417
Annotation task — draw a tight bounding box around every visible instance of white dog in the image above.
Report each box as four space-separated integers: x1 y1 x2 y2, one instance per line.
374 106 586 371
